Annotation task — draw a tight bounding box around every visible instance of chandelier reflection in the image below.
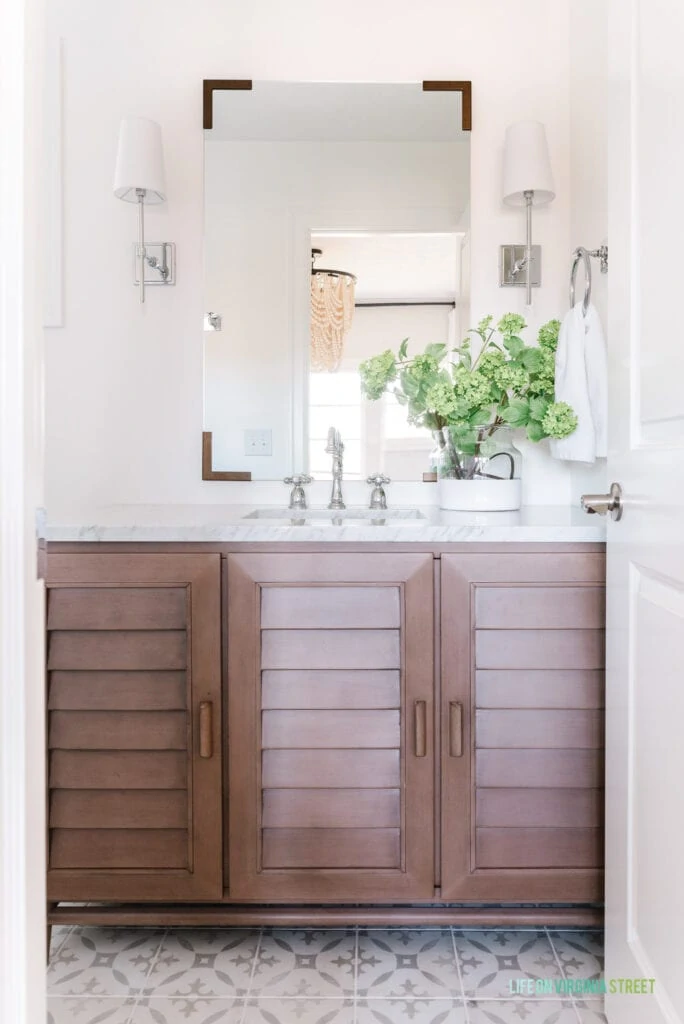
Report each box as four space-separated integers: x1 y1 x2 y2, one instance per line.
310 248 357 372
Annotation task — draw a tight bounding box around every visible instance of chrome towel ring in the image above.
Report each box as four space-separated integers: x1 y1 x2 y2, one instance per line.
570 244 608 314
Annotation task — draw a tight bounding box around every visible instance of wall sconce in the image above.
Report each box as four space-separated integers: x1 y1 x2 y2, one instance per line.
113 117 175 303
500 120 555 306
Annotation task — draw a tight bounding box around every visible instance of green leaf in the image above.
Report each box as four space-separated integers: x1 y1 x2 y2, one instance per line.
529 395 550 422
425 343 447 363
526 419 546 442
398 338 409 361
521 347 543 373
503 336 524 359
501 398 530 427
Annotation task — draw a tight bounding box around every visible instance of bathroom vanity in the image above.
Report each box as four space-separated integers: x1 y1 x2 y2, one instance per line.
45 506 606 930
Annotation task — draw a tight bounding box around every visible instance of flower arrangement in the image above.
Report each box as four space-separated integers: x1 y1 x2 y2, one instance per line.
359 313 577 475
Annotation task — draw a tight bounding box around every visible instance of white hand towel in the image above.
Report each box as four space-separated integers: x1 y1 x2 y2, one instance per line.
549 301 607 462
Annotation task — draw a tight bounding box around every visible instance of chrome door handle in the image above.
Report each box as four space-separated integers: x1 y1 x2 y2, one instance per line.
581 481 623 521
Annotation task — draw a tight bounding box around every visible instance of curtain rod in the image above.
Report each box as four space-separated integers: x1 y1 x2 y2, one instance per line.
354 301 456 309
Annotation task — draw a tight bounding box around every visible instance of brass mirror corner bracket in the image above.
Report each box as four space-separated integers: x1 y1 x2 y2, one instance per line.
202 431 251 481
422 80 472 131
203 79 253 130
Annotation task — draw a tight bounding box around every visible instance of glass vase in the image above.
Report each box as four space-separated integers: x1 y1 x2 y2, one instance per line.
438 425 522 510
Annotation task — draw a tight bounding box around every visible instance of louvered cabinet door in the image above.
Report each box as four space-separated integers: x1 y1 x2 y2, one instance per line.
226 553 434 901
46 554 222 902
441 552 605 902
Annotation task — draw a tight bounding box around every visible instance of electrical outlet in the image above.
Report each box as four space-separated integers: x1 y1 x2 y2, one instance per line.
244 429 272 456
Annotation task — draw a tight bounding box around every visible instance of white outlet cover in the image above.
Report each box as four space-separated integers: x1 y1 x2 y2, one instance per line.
244 429 272 456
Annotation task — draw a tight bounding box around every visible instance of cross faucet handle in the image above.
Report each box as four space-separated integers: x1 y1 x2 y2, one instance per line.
284 474 313 511
284 474 313 486
367 474 390 510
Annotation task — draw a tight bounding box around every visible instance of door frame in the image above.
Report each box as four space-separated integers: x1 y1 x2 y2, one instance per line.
0 0 46 1018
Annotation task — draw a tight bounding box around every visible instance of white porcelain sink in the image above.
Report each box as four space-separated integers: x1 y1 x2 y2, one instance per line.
243 507 425 521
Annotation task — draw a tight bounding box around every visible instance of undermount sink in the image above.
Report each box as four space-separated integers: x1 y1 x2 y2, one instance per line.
243 507 425 521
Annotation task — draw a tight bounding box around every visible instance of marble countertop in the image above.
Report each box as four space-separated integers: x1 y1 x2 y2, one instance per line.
44 504 606 544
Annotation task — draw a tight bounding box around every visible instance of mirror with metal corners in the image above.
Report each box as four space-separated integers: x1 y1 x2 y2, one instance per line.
203 80 471 481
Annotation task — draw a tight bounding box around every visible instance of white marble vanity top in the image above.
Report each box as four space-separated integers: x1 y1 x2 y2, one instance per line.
45 504 606 544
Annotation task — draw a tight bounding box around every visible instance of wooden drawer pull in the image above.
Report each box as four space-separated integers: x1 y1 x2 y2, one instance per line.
199 701 213 759
449 701 463 757
414 700 427 758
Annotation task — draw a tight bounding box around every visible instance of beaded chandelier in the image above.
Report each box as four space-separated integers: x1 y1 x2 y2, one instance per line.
310 249 356 372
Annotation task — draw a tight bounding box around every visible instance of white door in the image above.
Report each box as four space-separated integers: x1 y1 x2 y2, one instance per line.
604 1 684 1022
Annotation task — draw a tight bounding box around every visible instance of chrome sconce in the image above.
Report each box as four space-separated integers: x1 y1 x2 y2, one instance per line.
114 118 175 303
499 120 555 305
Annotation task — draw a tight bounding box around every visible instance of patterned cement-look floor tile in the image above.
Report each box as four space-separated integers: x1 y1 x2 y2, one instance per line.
46 925 607 1024
466 1002 579 1023
47 996 137 1024
132 997 244 1023
242 997 355 1023
357 928 462 1000
575 1002 609 1023
48 928 165 998
453 930 562 1001
548 932 605 982
357 998 468 1023
142 929 259 999
250 929 356 998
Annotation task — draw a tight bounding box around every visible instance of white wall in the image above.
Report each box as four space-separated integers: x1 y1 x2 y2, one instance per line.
45 0 575 513
204 138 465 478
568 0 609 501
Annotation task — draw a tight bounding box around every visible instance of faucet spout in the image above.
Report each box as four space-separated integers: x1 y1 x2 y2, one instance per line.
326 426 345 510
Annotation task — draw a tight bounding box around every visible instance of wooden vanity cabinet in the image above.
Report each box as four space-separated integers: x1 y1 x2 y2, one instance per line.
45 544 605 922
46 554 223 902
225 552 435 901
440 552 605 903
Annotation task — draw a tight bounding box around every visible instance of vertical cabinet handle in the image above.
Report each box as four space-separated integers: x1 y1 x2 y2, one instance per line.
449 701 463 757
199 700 213 759
414 700 427 758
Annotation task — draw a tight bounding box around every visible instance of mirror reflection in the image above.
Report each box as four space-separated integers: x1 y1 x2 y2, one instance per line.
203 81 470 480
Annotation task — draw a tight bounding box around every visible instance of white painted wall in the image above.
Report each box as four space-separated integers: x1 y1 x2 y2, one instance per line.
568 0 609 501
204 138 465 478
45 0 576 514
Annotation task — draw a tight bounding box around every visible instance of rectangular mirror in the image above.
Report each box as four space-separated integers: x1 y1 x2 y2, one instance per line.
203 80 470 481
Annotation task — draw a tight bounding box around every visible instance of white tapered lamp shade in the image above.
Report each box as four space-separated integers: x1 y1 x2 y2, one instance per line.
113 117 166 203
502 120 555 206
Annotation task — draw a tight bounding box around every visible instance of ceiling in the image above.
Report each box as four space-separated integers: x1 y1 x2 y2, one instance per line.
311 232 464 303
209 82 468 142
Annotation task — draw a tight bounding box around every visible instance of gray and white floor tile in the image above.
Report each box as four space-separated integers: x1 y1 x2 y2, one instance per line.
357 929 462 1000
453 930 561 1001
46 923 606 1023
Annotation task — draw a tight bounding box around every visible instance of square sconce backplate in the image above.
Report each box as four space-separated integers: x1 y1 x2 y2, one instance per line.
499 244 542 288
132 242 176 286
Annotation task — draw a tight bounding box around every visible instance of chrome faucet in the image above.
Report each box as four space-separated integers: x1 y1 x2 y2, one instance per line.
325 427 345 510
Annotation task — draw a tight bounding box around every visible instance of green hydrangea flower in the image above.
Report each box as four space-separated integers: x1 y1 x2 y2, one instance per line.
478 350 506 379
493 363 530 392
454 367 495 409
476 314 493 335
426 378 459 419
542 401 578 439
405 353 439 380
538 319 561 352
359 350 397 400
497 313 527 336
527 348 557 396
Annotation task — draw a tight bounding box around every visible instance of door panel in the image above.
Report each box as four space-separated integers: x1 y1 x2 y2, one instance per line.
227 552 434 901
46 554 223 902
441 554 605 902
606 1 684 1020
